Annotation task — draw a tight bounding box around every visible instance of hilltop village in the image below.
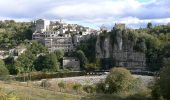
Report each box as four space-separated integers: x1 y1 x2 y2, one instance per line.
31 19 146 71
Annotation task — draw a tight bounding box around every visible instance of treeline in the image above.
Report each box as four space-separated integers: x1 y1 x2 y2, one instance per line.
0 20 33 49
2 41 91 75
3 41 64 75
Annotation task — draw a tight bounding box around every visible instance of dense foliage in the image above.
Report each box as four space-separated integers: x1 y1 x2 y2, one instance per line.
152 58 170 100
105 68 134 93
0 59 9 80
75 50 88 70
0 20 33 49
34 53 60 72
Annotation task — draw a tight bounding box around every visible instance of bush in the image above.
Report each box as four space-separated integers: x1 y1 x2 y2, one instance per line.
40 79 51 88
58 81 66 92
72 83 82 93
83 85 95 93
96 81 106 93
105 67 134 94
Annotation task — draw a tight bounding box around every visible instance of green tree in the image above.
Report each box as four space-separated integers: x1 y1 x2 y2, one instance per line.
105 67 134 94
77 37 97 62
159 59 170 99
147 22 153 29
54 49 64 60
28 41 48 55
34 53 59 72
76 50 88 70
0 59 9 80
14 51 36 74
4 57 17 75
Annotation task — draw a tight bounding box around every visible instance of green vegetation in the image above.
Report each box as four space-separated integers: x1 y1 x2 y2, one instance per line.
0 20 33 50
0 67 153 100
77 36 97 63
72 83 82 93
105 68 134 93
76 50 88 70
77 23 170 72
151 58 170 100
58 81 66 92
83 85 96 94
0 59 9 80
34 53 60 72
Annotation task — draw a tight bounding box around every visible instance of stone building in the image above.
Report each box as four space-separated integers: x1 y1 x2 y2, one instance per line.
9 46 26 60
62 57 80 71
35 19 50 32
32 19 95 52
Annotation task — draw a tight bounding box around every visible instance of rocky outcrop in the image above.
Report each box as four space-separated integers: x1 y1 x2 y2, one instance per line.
96 34 112 58
96 28 146 70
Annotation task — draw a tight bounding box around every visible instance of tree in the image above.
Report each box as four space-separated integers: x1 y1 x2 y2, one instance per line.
159 59 170 99
14 51 36 74
28 41 48 55
34 53 59 72
105 67 134 93
4 57 17 75
77 37 97 63
147 22 153 29
76 50 88 70
0 59 9 80
54 49 64 60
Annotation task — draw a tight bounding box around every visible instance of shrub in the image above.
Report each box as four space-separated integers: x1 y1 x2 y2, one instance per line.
40 79 51 88
96 81 106 93
83 85 95 94
72 83 82 93
58 81 66 92
105 67 134 94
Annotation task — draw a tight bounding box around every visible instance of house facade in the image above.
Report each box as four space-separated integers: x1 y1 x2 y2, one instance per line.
32 19 96 52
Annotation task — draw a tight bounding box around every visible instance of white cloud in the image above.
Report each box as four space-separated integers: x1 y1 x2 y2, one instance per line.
0 0 169 29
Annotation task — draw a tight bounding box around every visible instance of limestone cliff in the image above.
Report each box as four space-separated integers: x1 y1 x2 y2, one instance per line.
95 28 146 70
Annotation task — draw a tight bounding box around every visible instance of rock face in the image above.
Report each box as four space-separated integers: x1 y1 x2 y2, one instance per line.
96 25 146 70
96 34 112 58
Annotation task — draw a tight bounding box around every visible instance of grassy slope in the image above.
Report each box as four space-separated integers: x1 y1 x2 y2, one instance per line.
0 82 81 100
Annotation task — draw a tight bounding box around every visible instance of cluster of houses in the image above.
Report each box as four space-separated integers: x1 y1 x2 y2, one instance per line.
32 19 100 70
32 19 99 52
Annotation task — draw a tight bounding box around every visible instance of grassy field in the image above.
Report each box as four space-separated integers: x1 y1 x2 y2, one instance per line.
0 81 119 100
0 81 82 100
0 74 152 100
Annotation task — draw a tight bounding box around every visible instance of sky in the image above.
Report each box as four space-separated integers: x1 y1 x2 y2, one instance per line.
0 0 170 29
